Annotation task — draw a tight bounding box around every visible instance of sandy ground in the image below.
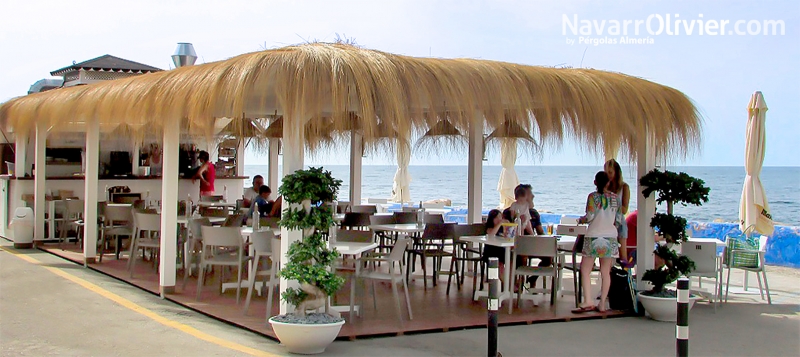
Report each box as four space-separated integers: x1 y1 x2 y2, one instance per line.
1 240 798 357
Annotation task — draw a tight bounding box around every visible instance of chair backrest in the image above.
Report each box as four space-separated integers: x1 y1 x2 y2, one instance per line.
423 213 444 224
259 216 280 228
223 213 246 227
367 198 388 204
105 204 133 225
350 205 377 214
402 206 421 213
336 229 373 243
135 212 162 232
560 216 579 225
341 212 371 228
200 226 242 248
65 199 85 217
422 202 446 209
369 214 395 225
188 217 211 240
453 223 487 238
422 222 455 240
200 195 224 202
388 237 411 262
250 230 275 255
271 237 282 264
681 241 718 275
758 236 769 253
336 201 351 214
515 235 557 258
393 211 417 224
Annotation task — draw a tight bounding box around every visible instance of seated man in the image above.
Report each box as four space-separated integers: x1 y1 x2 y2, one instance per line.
242 175 264 208
248 185 273 219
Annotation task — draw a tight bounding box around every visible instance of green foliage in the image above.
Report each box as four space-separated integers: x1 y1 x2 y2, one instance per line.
642 245 696 292
277 167 344 311
649 213 688 245
640 169 710 210
639 168 709 294
279 206 335 232
278 167 342 205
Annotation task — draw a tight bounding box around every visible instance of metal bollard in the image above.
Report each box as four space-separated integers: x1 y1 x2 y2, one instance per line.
676 278 690 357
487 258 500 357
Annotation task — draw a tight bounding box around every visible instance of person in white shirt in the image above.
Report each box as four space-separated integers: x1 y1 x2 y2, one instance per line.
243 175 264 208
506 184 534 235
572 171 621 313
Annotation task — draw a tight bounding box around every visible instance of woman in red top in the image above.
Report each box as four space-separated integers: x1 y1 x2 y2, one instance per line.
193 151 216 197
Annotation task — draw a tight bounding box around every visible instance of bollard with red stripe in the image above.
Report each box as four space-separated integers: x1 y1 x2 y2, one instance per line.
676 278 690 357
487 257 501 357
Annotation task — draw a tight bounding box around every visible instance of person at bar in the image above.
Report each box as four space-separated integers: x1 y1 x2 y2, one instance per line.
243 175 264 208
192 151 215 197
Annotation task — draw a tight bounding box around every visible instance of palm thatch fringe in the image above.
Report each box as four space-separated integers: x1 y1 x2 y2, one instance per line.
0 43 702 159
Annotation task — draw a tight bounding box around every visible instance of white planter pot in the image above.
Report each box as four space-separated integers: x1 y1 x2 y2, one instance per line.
637 292 698 322
269 317 344 354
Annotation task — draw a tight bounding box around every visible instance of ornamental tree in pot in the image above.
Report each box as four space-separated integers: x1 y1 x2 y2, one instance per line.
637 169 709 321
268 167 345 354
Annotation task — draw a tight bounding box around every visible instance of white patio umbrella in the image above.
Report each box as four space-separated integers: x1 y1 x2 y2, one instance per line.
391 140 411 203
739 91 774 235
497 138 519 209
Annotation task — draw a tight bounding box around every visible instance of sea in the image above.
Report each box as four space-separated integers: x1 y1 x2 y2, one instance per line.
243 165 800 226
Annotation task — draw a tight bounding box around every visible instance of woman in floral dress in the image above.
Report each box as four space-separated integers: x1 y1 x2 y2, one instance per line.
572 171 621 313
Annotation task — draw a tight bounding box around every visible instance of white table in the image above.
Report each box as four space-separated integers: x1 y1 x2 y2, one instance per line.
177 216 227 225
369 223 425 234
240 226 281 238
687 237 726 247
330 242 379 320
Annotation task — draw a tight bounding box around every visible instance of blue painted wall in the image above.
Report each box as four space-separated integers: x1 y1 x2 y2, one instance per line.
438 206 800 269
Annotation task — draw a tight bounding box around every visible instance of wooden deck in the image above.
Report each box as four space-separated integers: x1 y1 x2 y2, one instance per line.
39 243 625 341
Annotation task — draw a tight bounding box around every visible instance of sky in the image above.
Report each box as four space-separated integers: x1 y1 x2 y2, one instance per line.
1 0 798 167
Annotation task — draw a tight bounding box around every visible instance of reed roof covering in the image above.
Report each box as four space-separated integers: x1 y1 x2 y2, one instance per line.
0 42 701 159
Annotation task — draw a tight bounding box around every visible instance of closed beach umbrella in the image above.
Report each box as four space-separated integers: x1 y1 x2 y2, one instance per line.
739 91 774 235
391 140 411 203
497 138 519 209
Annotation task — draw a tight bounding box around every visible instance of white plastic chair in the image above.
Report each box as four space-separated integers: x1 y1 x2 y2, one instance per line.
128 212 161 278
681 241 722 311
182 217 211 290
196 226 251 303
98 204 133 262
243 231 280 322
511 236 559 312
59 199 84 249
724 234 772 304
355 237 413 325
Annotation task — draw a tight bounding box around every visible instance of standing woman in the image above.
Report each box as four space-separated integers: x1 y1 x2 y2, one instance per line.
193 151 216 197
572 171 621 313
605 159 632 266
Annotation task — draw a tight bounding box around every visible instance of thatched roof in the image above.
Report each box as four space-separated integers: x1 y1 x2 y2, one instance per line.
0 42 702 158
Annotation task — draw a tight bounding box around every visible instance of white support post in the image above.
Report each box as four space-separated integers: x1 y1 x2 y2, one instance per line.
34 123 46 241
349 130 362 204
467 112 484 224
236 138 246 177
159 118 180 296
83 118 100 264
636 132 656 288
280 116 305 315
14 131 27 178
268 138 280 190
132 142 140 176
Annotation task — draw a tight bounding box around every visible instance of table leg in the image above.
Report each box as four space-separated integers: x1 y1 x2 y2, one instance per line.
505 247 512 314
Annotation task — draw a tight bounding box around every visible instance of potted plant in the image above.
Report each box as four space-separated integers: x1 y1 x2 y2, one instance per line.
268 167 346 354
637 169 710 322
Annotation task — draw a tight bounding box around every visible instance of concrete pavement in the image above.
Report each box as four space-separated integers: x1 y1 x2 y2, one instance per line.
1 239 798 356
